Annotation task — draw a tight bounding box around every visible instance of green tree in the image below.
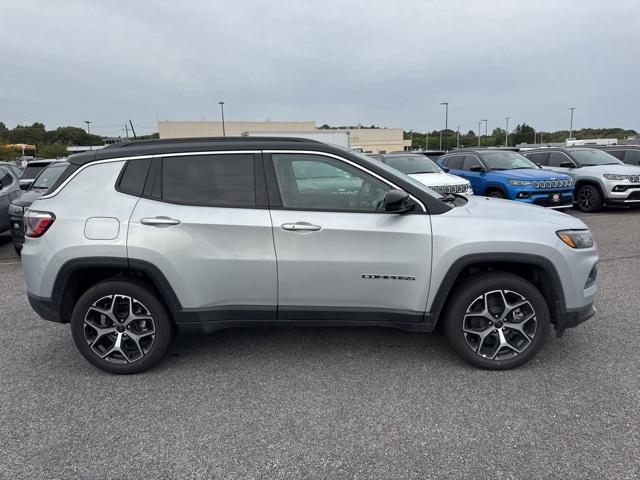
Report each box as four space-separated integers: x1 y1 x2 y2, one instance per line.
38 143 68 158
0 145 20 161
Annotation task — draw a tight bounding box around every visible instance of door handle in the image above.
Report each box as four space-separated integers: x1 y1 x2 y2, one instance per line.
140 216 181 226
281 222 321 232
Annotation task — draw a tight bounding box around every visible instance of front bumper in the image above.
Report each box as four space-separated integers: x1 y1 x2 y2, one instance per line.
604 182 640 204
554 302 596 337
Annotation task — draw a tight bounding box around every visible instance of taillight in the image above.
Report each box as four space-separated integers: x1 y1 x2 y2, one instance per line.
24 210 56 238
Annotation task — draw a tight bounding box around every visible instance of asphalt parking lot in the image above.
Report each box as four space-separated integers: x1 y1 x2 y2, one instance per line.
1 208 639 480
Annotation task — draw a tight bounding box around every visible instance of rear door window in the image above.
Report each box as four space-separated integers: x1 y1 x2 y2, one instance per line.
525 152 549 166
548 152 574 167
444 155 465 169
0 168 12 188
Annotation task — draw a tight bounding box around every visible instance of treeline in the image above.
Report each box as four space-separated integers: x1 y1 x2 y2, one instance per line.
403 124 638 150
0 122 159 160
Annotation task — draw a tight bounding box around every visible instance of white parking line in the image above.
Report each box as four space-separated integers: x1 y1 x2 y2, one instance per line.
0 261 20 266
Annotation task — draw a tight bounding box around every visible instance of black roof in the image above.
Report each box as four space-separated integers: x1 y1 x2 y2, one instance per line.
67 136 328 166
582 144 640 150
442 147 520 155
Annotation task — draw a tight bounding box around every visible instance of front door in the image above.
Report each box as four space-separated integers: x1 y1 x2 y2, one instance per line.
266 152 432 323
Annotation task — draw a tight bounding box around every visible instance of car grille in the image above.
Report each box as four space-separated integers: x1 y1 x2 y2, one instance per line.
531 179 572 189
431 184 469 194
629 175 640 183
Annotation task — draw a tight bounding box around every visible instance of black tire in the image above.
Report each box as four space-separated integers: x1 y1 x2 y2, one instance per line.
487 189 505 199
576 184 603 212
71 280 174 374
443 272 550 370
14 245 21 257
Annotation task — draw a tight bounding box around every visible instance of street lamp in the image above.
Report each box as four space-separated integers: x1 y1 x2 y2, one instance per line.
456 126 461 148
84 120 92 151
481 119 488 146
505 116 510 146
439 102 448 151
477 121 482 147
568 107 576 140
218 101 226 137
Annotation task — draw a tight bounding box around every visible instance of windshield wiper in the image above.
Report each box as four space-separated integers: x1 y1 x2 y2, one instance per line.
411 171 437 174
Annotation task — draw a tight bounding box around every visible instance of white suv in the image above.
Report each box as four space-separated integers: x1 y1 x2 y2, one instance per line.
22 137 598 373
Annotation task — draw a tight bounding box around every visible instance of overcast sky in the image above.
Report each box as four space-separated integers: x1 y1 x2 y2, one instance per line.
2 0 639 137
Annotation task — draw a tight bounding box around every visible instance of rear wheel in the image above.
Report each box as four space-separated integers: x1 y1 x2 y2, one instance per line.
444 272 550 369
576 184 603 212
71 280 174 374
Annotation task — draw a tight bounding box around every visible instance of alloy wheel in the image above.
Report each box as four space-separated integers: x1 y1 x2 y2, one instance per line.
578 187 595 210
462 289 537 360
83 294 156 364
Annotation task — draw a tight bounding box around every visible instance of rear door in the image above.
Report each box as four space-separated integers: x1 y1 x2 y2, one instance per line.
265 151 432 322
127 152 277 319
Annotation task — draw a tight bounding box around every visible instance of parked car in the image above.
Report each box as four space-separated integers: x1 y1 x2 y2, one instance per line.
22 137 597 374
583 145 640 166
389 150 446 162
0 161 25 178
438 149 574 208
0 165 25 235
522 147 640 212
19 159 61 190
378 153 473 195
9 161 70 255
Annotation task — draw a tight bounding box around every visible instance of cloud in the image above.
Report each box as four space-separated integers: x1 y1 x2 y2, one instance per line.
2 0 638 136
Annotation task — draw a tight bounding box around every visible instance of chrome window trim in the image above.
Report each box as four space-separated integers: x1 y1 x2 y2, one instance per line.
264 149 427 213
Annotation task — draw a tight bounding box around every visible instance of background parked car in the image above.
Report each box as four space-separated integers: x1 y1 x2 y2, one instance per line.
438 149 574 208
9 160 70 255
0 165 25 234
378 153 473 195
523 147 640 212
0 161 25 178
584 145 640 166
19 159 62 190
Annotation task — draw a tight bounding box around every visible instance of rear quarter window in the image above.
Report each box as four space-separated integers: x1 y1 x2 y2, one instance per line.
117 159 152 196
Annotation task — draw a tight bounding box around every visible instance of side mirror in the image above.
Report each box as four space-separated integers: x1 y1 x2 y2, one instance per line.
441 166 450 173
560 161 575 168
469 165 485 172
383 189 414 213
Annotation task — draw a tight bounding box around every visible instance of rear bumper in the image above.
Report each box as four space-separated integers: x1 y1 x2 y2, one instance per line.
28 293 63 323
554 302 596 337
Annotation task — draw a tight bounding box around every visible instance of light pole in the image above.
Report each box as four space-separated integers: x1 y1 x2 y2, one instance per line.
84 120 92 150
426 132 429 150
218 101 226 137
568 107 576 140
456 126 460 148
477 121 482 147
439 102 448 151
410 130 413 150
481 119 488 146
505 116 510 146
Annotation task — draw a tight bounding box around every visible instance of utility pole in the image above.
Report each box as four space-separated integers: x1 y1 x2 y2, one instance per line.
456 126 460 148
481 119 488 147
568 107 576 140
533 129 536 145
84 120 92 150
505 117 510 146
477 121 482 147
218 101 226 136
439 102 448 151
123 124 129 139
426 132 429 150
410 130 413 150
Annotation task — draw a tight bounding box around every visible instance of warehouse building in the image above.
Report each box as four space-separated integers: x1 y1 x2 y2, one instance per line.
158 120 410 154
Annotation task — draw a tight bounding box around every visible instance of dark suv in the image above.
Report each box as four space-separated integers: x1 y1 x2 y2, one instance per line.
584 145 640 166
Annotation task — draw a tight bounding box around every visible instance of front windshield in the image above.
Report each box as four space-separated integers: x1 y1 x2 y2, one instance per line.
348 150 444 200
31 162 69 189
383 155 442 174
480 151 539 170
571 149 623 167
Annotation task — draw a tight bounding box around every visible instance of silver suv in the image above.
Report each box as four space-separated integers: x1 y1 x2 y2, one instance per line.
523 147 640 212
22 138 599 373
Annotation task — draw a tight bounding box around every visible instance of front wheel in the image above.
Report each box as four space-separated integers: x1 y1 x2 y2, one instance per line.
575 184 603 212
71 280 174 374
444 272 550 370
487 190 504 199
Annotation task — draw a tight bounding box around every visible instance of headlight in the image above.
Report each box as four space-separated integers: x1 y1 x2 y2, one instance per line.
557 229 595 249
603 174 628 181
8 204 24 216
508 179 532 186
465 185 474 195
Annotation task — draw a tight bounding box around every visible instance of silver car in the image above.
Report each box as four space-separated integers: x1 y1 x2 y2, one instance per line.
22 138 599 373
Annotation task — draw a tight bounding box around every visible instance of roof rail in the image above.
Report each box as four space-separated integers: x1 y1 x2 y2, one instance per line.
103 136 323 149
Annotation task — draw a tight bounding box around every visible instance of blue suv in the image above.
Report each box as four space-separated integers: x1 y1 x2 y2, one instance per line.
438 149 574 208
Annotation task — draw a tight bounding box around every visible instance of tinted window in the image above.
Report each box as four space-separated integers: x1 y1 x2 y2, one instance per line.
525 152 549 166
623 149 640 165
161 154 255 207
383 155 442 174
32 162 70 190
0 168 12 188
462 155 483 171
548 152 574 167
22 164 49 180
606 150 625 160
271 153 391 212
118 159 151 196
444 155 465 169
